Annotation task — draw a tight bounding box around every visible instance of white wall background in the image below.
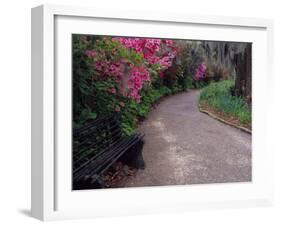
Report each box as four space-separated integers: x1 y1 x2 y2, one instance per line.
0 0 280 225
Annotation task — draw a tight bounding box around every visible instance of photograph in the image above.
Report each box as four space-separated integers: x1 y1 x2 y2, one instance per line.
72 34 252 190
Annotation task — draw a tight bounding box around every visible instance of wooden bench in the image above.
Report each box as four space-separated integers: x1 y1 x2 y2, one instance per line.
73 114 145 190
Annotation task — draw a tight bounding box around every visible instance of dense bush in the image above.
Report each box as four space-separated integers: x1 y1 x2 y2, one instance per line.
199 80 251 125
167 41 208 90
73 35 211 135
205 63 231 82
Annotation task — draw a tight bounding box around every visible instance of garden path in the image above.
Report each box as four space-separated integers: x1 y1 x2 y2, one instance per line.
122 90 251 187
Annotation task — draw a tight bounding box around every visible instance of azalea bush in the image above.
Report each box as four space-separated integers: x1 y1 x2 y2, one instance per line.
86 37 177 101
170 41 209 89
73 35 207 134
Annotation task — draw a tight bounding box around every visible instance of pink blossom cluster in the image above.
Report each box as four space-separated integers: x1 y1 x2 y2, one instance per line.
94 60 123 81
94 59 150 102
194 63 207 81
85 37 177 102
158 53 175 68
112 37 176 70
112 37 145 53
127 66 150 102
85 50 97 58
112 37 161 55
164 39 174 47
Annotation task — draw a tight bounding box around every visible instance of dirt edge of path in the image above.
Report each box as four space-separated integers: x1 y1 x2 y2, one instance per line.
198 104 252 134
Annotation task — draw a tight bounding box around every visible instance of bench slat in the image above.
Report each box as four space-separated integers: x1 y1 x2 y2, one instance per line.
74 135 140 181
73 114 144 189
73 134 129 173
73 126 122 157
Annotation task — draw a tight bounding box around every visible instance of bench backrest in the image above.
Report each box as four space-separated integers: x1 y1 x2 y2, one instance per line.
73 114 122 170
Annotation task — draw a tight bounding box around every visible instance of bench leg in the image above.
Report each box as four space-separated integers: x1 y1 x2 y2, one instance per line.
122 139 145 169
91 176 105 188
73 175 105 190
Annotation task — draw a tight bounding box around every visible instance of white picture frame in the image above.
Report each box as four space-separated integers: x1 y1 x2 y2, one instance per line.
31 4 274 221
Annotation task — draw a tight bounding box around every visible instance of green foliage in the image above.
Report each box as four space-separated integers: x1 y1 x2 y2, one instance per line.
120 86 173 135
199 80 251 125
73 35 232 136
72 35 96 128
93 37 144 67
72 35 130 128
180 42 205 88
174 41 233 90
72 35 191 135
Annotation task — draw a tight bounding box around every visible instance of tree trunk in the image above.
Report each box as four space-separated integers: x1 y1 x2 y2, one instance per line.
234 43 252 106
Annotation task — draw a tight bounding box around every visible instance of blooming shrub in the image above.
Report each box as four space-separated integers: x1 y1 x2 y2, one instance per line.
112 38 177 68
72 35 207 134
194 63 207 80
84 37 177 103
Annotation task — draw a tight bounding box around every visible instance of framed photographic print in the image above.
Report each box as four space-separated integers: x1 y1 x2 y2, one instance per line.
31 4 274 221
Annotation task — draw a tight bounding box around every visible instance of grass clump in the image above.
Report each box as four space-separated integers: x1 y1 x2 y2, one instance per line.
199 80 251 126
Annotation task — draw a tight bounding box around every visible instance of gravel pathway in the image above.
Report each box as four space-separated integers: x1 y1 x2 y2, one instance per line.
122 90 251 187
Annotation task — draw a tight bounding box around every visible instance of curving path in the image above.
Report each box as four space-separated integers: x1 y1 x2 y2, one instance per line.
122 90 251 187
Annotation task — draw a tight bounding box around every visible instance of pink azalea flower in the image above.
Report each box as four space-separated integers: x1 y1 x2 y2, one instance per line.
109 87 116 94
85 50 97 58
91 37 177 103
194 63 207 80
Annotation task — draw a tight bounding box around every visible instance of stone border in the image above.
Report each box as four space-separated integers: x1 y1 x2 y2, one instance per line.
198 104 252 134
